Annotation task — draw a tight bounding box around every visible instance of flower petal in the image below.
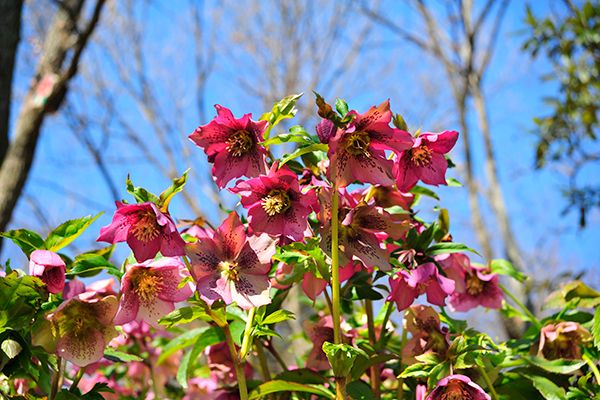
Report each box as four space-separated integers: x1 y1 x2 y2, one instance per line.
57 329 105 367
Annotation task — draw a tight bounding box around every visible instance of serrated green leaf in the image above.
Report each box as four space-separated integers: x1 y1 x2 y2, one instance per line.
335 98 349 117
249 380 335 400
523 355 586 374
262 309 295 325
176 326 224 388
158 306 212 328
260 93 303 139
526 375 566 400
393 113 408 131
490 259 527 282
104 347 143 362
0 229 45 256
44 214 102 252
126 175 160 204
0 273 47 330
158 170 189 211
280 143 328 166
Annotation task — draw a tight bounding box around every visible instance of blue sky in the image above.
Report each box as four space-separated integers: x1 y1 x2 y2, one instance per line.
5 0 599 290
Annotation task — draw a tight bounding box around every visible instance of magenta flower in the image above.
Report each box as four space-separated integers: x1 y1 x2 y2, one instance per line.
395 130 459 192
537 322 591 360
189 105 268 188
437 253 503 312
113 257 194 327
186 212 276 310
230 164 317 243
97 201 186 262
32 294 118 367
301 262 361 301
29 250 66 294
387 263 455 310
328 100 413 187
426 374 491 400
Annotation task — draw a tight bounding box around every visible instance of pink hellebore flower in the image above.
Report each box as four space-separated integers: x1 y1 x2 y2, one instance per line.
206 342 253 385
230 164 318 243
437 253 503 312
426 374 491 400
395 130 459 192
97 202 186 262
328 100 413 187
402 305 449 364
301 262 361 301
32 294 118 367
189 105 268 188
416 385 428 400
537 321 591 360
186 212 276 310
387 263 455 311
29 250 66 294
113 257 194 327
305 315 355 371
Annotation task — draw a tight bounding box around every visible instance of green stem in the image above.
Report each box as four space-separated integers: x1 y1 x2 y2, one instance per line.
49 357 63 400
331 186 342 344
224 324 249 400
377 302 394 344
255 340 271 381
477 364 499 400
183 255 193 272
499 283 541 328
396 329 408 400
69 368 85 392
365 299 381 399
240 307 256 360
583 354 600 384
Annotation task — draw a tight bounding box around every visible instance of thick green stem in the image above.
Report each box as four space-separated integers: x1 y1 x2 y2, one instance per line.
500 283 541 328
69 368 85 392
49 357 63 400
224 324 249 400
377 302 394 343
240 307 256 360
365 300 381 399
583 354 600 384
331 186 342 344
477 364 499 400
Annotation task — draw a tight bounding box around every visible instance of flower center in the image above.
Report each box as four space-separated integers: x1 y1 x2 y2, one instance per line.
344 131 371 156
261 189 291 216
410 145 433 167
218 260 239 281
130 210 160 242
465 273 485 296
442 382 471 400
227 130 254 157
133 269 163 303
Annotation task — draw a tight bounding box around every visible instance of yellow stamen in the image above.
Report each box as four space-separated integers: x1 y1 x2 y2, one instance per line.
261 189 291 216
218 260 239 281
410 145 433 167
227 130 254 157
130 210 160 242
465 274 485 296
132 269 163 303
344 131 371 156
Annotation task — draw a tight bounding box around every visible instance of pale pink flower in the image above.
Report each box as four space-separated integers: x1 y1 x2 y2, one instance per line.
187 212 276 310
402 305 449 364
426 374 490 400
113 257 194 327
189 105 268 188
29 250 66 294
395 130 459 191
537 321 591 360
97 202 185 262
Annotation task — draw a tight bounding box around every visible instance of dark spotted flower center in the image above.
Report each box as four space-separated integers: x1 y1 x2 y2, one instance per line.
345 131 371 156
130 210 161 242
132 269 163 303
410 145 433 167
219 260 239 281
227 130 254 157
465 273 485 296
262 189 291 216
442 381 472 400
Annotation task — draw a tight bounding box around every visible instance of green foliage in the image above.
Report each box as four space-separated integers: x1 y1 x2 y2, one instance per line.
249 380 335 400
0 229 45 257
45 214 102 251
260 93 303 139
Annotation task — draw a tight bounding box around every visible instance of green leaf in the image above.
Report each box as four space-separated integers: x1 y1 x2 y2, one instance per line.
262 309 295 325
350 354 396 381
176 327 224 388
393 113 408 131
157 326 224 365
55 390 81 400
544 281 600 310
490 259 527 282
336 98 349 117
68 250 121 279
249 380 335 400
0 229 45 256
260 93 303 139
275 368 326 384
103 347 143 362
177 345 194 388
347 380 375 400
322 342 366 378
158 169 189 211
1 338 22 359
523 355 586 374
410 185 440 200
44 214 102 252
426 242 479 256
126 175 160 204
280 143 328 166
158 306 212 328
0 273 47 330
526 375 566 400
446 177 462 187
593 306 600 351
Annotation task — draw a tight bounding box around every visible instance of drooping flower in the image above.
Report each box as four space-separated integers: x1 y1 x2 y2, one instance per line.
206 342 253 385
437 253 503 312
402 305 450 364
426 374 491 400
97 202 186 262
305 315 355 371
113 257 194 327
395 130 459 192
186 212 276 310
370 185 415 210
230 164 318 243
387 263 455 311
189 105 268 188
536 322 591 360
328 100 413 187
29 250 66 294
32 295 118 367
